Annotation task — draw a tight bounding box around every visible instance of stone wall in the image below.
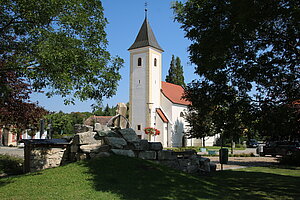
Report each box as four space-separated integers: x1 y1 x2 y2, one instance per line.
24 146 69 172
24 127 216 174
70 128 216 174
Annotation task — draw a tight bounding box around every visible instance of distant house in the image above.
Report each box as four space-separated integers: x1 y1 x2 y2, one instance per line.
0 126 46 146
84 116 114 127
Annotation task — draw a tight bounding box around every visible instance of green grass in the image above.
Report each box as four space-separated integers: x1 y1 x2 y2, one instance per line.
0 155 299 200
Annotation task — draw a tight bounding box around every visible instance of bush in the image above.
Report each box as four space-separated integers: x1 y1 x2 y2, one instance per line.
280 152 300 166
0 154 24 175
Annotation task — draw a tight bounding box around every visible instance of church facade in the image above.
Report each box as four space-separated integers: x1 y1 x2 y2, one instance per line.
128 17 216 147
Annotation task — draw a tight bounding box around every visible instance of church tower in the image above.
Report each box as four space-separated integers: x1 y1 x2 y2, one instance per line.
128 16 163 139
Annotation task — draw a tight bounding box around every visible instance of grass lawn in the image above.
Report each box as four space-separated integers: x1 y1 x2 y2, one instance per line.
0 155 299 200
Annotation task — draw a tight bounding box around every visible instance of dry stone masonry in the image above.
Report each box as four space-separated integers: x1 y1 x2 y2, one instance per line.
70 127 216 174
23 126 215 173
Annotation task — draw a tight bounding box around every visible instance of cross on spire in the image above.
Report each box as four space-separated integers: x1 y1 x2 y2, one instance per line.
145 2 148 18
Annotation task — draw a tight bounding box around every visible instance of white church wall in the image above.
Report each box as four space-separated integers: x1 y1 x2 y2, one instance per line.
171 104 189 147
131 52 147 137
149 50 161 108
160 93 173 120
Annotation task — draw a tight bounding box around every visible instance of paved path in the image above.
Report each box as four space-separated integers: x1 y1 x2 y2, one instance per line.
209 156 278 171
0 146 24 158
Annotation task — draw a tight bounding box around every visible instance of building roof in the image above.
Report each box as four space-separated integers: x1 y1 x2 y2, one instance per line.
161 81 190 106
128 18 163 51
84 116 114 126
156 108 169 123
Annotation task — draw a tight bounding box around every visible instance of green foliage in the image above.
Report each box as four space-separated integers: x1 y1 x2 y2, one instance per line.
93 104 116 116
0 156 299 199
165 55 185 87
45 111 92 135
173 0 299 140
1 0 124 106
0 154 23 175
280 152 300 166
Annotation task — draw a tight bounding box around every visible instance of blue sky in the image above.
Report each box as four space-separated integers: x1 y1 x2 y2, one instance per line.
30 0 198 113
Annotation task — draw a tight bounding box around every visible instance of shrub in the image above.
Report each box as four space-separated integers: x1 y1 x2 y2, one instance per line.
0 154 24 175
280 152 300 166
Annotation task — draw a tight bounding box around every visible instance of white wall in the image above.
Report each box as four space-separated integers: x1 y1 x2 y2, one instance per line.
171 104 189 147
131 51 147 137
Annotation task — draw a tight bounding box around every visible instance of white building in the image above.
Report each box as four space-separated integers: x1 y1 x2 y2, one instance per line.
128 17 218 147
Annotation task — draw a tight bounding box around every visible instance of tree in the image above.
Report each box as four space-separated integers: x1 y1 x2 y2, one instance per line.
0 61 48 140
45 111 93 136
1 0 124 106
173 0 299 140
165 55 185 87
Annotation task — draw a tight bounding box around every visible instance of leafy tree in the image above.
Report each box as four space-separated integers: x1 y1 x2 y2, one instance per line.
165 55 185 87
1 0 124 106
45 111 93 136
93 107 104 116
0 61 48 140
173 0 299 140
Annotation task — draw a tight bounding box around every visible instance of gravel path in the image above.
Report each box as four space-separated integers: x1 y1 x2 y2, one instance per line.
208 156 279 171
0 147 24 158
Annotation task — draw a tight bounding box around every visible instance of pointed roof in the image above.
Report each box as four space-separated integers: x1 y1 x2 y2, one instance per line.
128 18 163 51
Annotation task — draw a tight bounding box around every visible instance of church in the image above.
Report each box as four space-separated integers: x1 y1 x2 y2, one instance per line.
128 16 217 147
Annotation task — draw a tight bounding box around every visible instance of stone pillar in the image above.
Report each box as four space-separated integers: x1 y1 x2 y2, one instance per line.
115 103 128 129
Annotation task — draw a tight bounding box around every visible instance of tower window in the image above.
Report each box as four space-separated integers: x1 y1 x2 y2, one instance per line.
138 58 142 66
137 125 141 130
154 58 157 66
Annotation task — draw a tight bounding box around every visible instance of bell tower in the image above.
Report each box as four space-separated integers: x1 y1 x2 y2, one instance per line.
128 16 163 139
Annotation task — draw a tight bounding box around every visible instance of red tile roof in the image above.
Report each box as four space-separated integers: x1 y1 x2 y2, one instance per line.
84 116 113 126
161 81 190 106
156 108 169 123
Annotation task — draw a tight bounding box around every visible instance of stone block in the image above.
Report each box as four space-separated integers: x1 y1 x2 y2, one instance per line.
199 157 211 172
70 144 79 153
178 159 191 168
157 150 177 160
186 165 199 173
104 137 127 149
96 130 120 137
138 151 156 160
73 131 101 145
118 128 139 143
111 149 135 157
80 144 103 153
76 153 87 161
149 142 163 151
140 140 149 151
90 145 111 153
74 124 93 133
90 152 111 159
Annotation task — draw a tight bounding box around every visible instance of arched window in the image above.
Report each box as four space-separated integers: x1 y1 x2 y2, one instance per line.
138 58 142 66
154 58 157 66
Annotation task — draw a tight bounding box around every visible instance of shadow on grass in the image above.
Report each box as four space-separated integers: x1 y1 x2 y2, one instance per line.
83 155 300 200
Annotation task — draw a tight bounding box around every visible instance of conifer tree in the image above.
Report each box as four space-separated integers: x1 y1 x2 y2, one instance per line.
165 55 185 87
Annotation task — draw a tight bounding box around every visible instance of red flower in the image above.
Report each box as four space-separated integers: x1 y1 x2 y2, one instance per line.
144 127 160 136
